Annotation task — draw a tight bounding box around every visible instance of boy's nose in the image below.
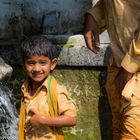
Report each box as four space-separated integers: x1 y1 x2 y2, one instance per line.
33 64 41 71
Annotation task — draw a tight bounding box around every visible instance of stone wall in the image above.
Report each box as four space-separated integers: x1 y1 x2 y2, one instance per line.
0 0 99 39
0 0 110 66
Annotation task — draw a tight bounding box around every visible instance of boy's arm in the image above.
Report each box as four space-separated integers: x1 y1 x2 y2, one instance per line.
84 1 106 54
40 115 76 127
25 109 76 134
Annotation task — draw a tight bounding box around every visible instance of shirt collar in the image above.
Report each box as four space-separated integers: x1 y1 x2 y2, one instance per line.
21 76 51 98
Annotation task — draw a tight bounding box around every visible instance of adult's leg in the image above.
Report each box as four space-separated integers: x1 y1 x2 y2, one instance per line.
105 66 122 140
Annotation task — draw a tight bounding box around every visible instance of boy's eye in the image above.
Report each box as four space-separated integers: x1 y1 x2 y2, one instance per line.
40 61 47 65
26 61 35 65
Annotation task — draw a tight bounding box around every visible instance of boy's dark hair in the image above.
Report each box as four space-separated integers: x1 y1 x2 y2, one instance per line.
21 35 62 61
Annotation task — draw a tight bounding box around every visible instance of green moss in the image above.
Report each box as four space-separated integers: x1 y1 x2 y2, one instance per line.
62 37 84 48
53 69 101 140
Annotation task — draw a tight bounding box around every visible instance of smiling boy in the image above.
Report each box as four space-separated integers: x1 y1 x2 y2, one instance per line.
18 35 76 140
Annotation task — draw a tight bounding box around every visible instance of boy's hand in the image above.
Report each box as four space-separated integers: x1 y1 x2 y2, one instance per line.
84 14 100 54
25 108 42 134
115 67 133 93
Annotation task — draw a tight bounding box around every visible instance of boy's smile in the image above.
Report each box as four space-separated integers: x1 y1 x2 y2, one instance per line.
24 54 57 83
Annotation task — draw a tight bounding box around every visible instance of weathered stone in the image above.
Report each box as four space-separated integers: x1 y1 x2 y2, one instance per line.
47 34 111 66
58 45 111 66
54 69 102 140
0 57 13 80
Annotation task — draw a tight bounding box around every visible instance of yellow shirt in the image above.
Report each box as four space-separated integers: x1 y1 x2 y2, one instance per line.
87 0 140 73
21 76 76 140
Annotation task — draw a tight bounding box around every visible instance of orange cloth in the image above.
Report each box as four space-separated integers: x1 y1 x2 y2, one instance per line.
46 75 64 140
18 98 26 140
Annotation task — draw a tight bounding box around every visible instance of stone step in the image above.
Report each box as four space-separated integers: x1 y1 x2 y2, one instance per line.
46 34 111 66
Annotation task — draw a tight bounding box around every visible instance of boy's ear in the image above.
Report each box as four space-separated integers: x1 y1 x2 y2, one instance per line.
51 58 58 71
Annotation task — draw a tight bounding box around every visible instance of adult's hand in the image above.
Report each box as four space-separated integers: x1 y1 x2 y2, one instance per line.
115 67 133 93
84 13 100 54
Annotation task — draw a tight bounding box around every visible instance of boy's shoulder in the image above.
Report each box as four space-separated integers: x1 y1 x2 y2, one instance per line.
56 83 69 96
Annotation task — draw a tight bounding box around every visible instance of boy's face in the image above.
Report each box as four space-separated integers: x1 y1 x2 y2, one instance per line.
24 54 57 83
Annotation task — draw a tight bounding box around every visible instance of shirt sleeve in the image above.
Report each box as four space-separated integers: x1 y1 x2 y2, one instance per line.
121 30 140 73
87 0 107 32
57 87 76 117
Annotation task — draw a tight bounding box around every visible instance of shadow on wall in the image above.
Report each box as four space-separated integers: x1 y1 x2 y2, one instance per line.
98 70 113 140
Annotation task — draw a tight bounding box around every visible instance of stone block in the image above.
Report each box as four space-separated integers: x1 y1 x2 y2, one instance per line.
47 34 111 66
0 57 13 80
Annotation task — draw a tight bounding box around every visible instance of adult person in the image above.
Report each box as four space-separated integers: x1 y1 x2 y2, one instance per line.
83 1 140 140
